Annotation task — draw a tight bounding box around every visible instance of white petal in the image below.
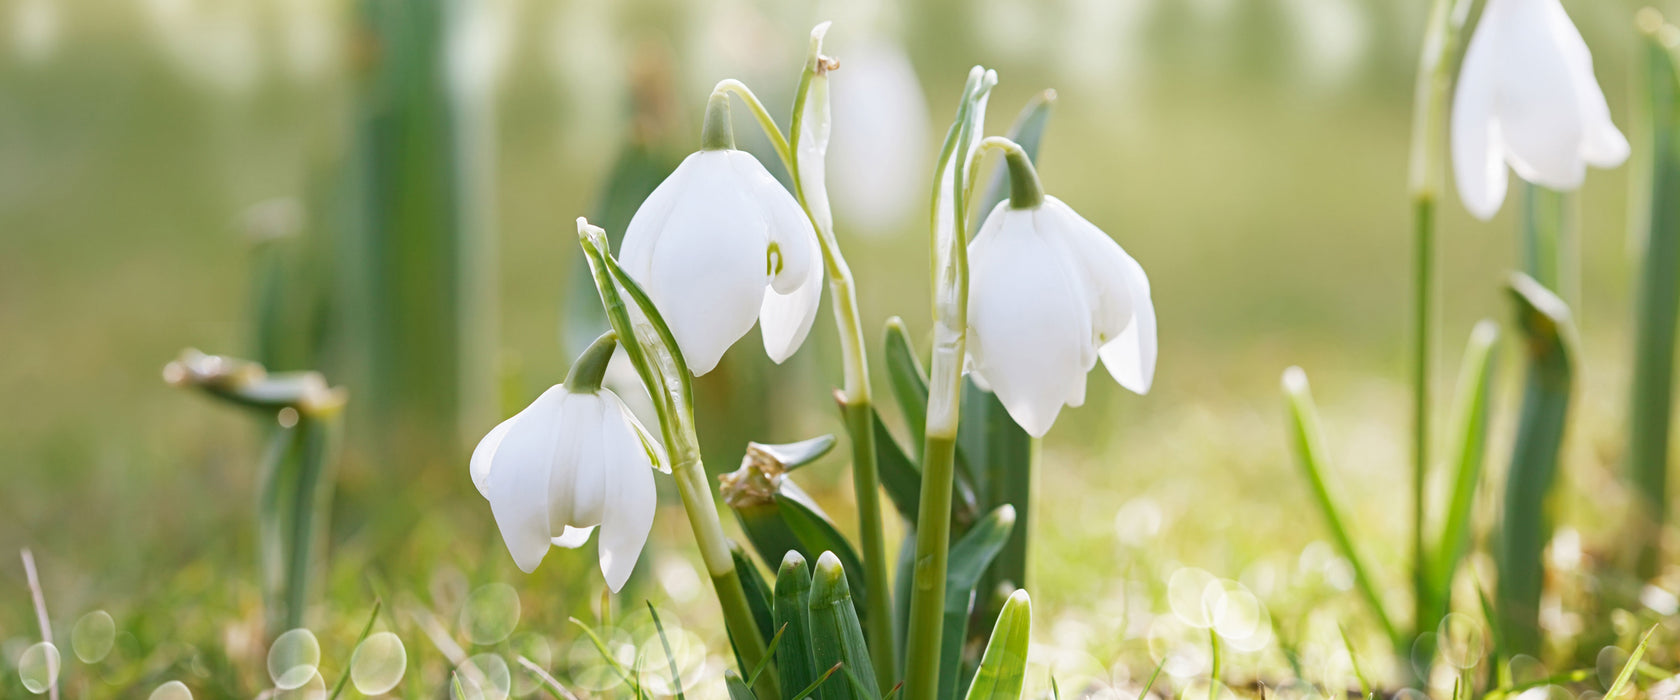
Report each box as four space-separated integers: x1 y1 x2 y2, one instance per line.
760 228 824 364
557 394 610 531
1452 2 1509 220
1540 0 1628 168
596 396 659 592
1098 248 1157 395
966 205 1094 438
552 526 595 549
732 150 818 296
619 152 700 284
1491 0 1585 190
470 412 518 497
484 386 571 573
637 151 774 376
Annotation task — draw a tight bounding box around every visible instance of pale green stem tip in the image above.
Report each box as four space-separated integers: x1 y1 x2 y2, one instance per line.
564 332 619 393
701 91 735 151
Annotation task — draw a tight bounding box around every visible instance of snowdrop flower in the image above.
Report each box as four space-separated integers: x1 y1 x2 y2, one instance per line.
966 143 1156 437
469 335 663 591
1451 0 1628 220
828 37 930 234
618 91 823 376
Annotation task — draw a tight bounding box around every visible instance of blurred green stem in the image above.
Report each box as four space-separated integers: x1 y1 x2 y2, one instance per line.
1626 18 1680 579
1407 0 1472 681
1519 183 1572 296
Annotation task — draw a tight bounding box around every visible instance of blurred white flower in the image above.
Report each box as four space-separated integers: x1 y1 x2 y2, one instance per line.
828 38 929 234
619 148 823 375
469 384 662 590
12 0 62 64
1451 0 1628 220
967 196 1156 437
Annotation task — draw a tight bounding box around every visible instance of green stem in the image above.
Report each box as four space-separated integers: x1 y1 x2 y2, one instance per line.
563 332 618 393
905 435 959 700
844 399 895 687
701 91 736 151
1411 192 1434 669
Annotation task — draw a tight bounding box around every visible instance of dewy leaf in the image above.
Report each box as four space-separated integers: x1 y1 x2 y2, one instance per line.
940 505 1017 696
964 590 1030 700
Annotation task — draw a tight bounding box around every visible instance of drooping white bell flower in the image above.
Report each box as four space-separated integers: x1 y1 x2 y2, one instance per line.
828 37 930 235
469 336 664 590
618 93 824 376
967 191 1156 438
1451 0 1628 220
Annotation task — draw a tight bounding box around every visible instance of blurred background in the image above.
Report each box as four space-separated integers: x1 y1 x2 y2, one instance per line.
0 0 1667 695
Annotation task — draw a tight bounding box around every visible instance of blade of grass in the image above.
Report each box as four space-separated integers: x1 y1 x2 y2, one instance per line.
1605 626 1659 700
20 549 57 700
517 655 582 700
648 603 688 700
1282 368 1402 649
327 598 383 700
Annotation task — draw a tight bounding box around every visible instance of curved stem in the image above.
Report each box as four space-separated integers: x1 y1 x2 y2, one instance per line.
711 80 793 175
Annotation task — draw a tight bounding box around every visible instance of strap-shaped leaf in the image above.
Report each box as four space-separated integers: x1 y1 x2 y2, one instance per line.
777 482 869 619
1497 273 1575 657
883 317 930 450
775 552 822 700
727 671 760 700
754 435 838 474
939 506 1017 695
1428 322 1499 609
733 541 778 647
808 553 879 700
964 590 1030 700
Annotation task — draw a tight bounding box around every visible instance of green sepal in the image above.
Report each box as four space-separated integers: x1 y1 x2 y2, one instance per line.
964 590 1031 700
808 553 880 700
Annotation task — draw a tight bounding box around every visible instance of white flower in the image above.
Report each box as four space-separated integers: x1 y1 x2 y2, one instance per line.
966 196 1156 437
469 384 663 590
619 149 823 375
1451 0 1628 220
828 38 930 235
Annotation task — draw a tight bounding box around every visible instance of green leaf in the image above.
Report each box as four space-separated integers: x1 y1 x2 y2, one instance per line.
978 90 1056 222
1281 367 1402 650
727 671 761 700
775 553 822 700
327 598 383 700
777 483 870 619
1425 321 1499 625
960 381 1034 647
808 553 880 700
753 435 838 473
873 412 922 522
1497 273 1575 657
1626 19 1680 578
733 542 778 652
883 317 930 450
941 506 1018 696
964 590 1031 700
1605 626 1658 700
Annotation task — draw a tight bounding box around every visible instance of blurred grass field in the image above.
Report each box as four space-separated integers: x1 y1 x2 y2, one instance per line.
2 0 1676 696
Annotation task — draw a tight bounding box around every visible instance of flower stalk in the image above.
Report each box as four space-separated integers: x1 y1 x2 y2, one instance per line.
1405 0 1472 681
576 220 778 700
905 66 995 700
